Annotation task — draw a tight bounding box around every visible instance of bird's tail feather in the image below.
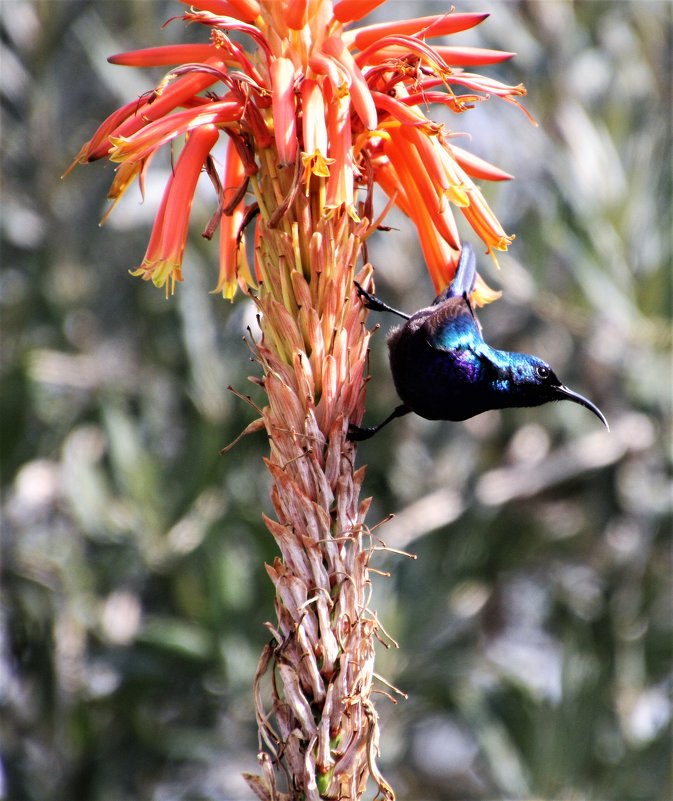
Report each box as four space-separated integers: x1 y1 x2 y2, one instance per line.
433 243 477 304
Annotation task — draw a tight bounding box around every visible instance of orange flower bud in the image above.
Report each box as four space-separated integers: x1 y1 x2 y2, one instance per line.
215 143 249 299
133 124 220 291
270 57 298 166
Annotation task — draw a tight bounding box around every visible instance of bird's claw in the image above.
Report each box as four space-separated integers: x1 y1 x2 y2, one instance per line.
346 423 376 442
353 280 384 312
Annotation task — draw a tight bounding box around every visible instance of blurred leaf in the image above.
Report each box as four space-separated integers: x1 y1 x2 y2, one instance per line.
2 1 670 800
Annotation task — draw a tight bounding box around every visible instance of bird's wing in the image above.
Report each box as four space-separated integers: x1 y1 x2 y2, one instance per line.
421 297 485 352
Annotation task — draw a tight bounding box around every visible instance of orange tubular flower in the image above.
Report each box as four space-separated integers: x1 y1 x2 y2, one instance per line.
300 79 334 191
325 86 356 215
321 37 377 130
215 143 255 299
133 124 220 291
270 56 298 166
74 1 530 294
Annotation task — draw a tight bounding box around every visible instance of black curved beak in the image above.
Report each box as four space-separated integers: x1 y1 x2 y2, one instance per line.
556 385 609 430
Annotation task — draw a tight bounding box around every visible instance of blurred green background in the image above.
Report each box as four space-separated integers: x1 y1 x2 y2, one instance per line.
1 1 670 799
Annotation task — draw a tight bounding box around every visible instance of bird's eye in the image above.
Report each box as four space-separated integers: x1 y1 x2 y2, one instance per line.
536 365 551 380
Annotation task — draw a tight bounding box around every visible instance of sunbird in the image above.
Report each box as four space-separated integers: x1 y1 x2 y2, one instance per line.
348 244 608 441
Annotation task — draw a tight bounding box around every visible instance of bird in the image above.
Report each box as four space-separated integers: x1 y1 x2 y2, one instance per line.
348 243 608 441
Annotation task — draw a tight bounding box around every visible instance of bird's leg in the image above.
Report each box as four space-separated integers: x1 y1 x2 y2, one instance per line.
347 404 411 441
353 281 410 320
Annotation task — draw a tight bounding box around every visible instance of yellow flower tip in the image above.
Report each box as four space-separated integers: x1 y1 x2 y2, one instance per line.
471 273 502 307
211 280 238 302
445 185 470 208
153 268 172 288
487 250 502 270
130 258 181 290
346 203 361 223
99 161 143 225
480 233 515 270
301 151 333 179
300 151 313 173
107 136 131 163
323 201 361 224
494 233 515 252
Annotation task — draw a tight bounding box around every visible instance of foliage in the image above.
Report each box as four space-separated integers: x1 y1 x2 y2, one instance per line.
2 1 670 800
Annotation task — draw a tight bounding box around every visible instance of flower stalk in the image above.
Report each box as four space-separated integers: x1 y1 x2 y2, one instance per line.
72 1 528 797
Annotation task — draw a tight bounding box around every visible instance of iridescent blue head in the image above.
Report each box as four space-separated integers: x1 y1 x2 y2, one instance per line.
485 350 609 427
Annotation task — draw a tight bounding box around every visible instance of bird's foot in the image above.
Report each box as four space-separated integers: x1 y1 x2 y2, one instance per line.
347 423 378 442
353 281 388 312
353 281 410 320
347 405 411 441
